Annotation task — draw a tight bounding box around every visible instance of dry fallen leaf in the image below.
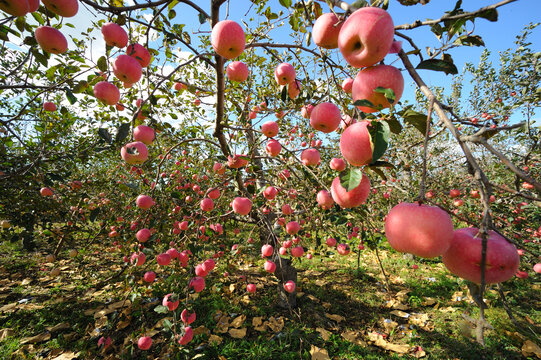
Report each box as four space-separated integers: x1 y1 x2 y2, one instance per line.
522 340 541 359
230 314 246 328
383 319 399 333
422 297 437 306
252 317 267 332
316 327 331 341
325 313 345 322
228 327 247 339
0 302 17 313
20 332 51 344
369 332 410 354
215 314 231 334
193 326 210 336
46 322 70 332
208 334 223 345
267 316 284 333
310 345 331 360
390 310 410 318
51 351 79 360
0 328 14 341
341 330 366 346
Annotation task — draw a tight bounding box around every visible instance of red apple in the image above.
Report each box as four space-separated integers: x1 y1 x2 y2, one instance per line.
227 154 248 168
189 276 205 292
157 253 171 266
316 190 334 210
246 283 256 293
442 228 520 284
330 173 370 208
329 158 346 172
291 246 304 257
94 81 120 106
101 22 128 48
266 139 281 157
200 198 214 212
143 271 155 283
133 125 155 145
121 141 148 165
312 13 343 49
342 78 354 93
282 204 293 215
126 44 151 67
283 280 296 293
211 20 245 59
181 309 196 325
208 188 220 199
232 197 252 215
136 228 151 242
301 104 314 119
340 121 373 166
137 336 152 350
301 148 320 166
226 61 249 82
35 26 68 54
261 244 273 257
213 162 226 175
288 79 301 99
40 187 54 197
326 238 337 247
113 54 142 84
136 194 154 210
261 121 279 137
286 221 300 235
43 102 56 112
263 186 277 200
174 82 187 91
274 63 296 85
340 115 356 130
310 102 341 133
162 293 178 310
385 202 453 258
264 260 276 273
338 7 394 68
42 0 78 17
337 243 350 255
533 263 541 274
352 65 404 113
0 0 32 16
470 190 480 198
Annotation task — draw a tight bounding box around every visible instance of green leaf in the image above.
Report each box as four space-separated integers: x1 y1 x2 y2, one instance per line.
154 305 169 314
98 128 113 143
370 160 395 169
402 109 429 134
31 12 45 25
280 86 288 103
97 56 108 72
369 121 390 163
198 12 207 24
162 319 172 330
339 167 364 192
65 88 77 105
374 87 395 104
352 99 377 109
366 166 387 180
279 0 292 8
453 35 485 47
351 0 368 8
416 59 458 75
116 123 130 143
478 8 498 22
385 117 403 134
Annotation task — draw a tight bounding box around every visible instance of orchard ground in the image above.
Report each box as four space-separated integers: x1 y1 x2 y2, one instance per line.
0 234 539 360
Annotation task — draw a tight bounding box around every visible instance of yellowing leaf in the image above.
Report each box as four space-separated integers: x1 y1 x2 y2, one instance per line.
253 317 267 332
390 310 410 318
215 315 230 334
522 340 541 359
193 326 210 336
267 316 284 332
228 327 247 338
208 334 223 345
20 332 51 344
310 345 331 360
368 332 410 354
316 327 331 341
230 314 246 328
325 313 345 322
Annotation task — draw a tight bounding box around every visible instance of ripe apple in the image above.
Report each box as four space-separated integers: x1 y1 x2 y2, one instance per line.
174 82 187 91
283 280 296 293
181 309 196 325
264 260 276 273
246 284 256 293
162 293 179 310
310 102 341 133
43 102 57 112
341 115 356 130
330 174 370 208
286 221 300 235
338 7 394 68
227 154 248 168
312 13 343 49
178 327 193 346
282 204 293 215
189 276 205 292
0 0 33 16
94 81 120 106
522 182 534 190
288 79 301 99
263 186 277 200
274 63 296 85
337 243 350 255
42 0 78 17
470 190 480 198
342 78 354 93
352 65 404 113
449 189 461 198
143 271 155 282
340 121 373 166
200 198 214 212
35 26 68 54
442 228 520 284
533 263 541 274
40 187 53 197
207 188 220 199
157 253 171 266
131 252 146 266
195 264 208 277
101 22 128 48
301 104 314 119
316 190 334 210
136 228 151 242
121 141 148 165
136 194 155 210
261 244 273 257
266 139 281 157
261 121 279 137
133 125 155 145
113 55 142 84
329 158 346 172
385 202 453 258
301 148 320 166
211 20 245 59
126 44 151 67
213 162 226 175
326 238 337 247
232 197 252 215
226 61 249 82
291 246 304 257
137 336 152 350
